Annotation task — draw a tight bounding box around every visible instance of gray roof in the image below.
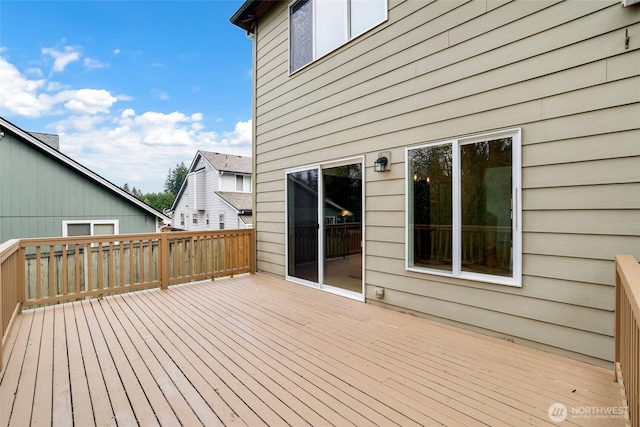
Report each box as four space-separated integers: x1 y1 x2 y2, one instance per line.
200 151 252 174
28 132 60 150
216 191 253 212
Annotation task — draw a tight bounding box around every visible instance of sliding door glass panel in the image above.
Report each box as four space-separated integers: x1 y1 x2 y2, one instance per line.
322 163 362 292
287 169 319 282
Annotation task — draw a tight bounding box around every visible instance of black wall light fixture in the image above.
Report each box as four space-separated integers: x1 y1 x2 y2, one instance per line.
374 151 390 172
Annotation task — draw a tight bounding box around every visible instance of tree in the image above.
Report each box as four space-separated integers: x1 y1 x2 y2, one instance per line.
164 162 188 196
121 183 143 200
143 192 176 213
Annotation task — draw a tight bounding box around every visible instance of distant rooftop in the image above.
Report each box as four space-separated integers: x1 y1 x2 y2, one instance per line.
200 150 252 174
28 132 60 151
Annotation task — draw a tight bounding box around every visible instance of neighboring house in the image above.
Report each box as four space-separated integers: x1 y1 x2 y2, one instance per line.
169 150 253 230
0 117 169 244
231 0 640 367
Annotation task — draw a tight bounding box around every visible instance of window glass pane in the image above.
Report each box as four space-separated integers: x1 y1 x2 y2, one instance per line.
350 0 386 37
236 175 243 192
460 138 513 277
408 144 453 271
67 223 91 237
290 0 313 72
94 223 115 236
315 0 347 58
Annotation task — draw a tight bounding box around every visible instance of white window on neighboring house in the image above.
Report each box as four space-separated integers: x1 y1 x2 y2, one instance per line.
180 213 185 227
289 0 387 73
405 128 522 287
235 174 251 192
219 212 225 230
193 212 198 225
63 220 118 237
63 220 119 247
206 211 210 226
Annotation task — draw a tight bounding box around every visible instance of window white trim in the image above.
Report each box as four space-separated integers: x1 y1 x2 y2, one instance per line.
62 219 119 237
405 128 522 287
288 0 388 74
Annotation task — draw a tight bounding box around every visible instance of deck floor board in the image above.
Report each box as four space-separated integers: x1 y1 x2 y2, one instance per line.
0 273 627 426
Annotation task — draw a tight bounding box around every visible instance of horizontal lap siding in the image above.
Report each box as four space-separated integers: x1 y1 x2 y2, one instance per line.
253 0 640 366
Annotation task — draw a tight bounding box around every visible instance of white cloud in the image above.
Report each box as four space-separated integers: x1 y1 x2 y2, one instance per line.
0 56 50 117
219 119 252 148
60 89 117 114
151 89 170 100
114 49 121 55
84 57 107 70
42 46 81 72
25 67 43 77
56 111 252 192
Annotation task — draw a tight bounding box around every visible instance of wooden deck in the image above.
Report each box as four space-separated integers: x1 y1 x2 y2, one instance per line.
1 273 627 426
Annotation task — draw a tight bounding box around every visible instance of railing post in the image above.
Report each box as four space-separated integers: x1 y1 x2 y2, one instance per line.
18 247 25 314
160 233 170 290
615 262 621 381
250 228 256 274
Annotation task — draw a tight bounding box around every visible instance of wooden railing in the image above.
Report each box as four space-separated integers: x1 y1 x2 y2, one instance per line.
615 254 640 427
0 229 255 371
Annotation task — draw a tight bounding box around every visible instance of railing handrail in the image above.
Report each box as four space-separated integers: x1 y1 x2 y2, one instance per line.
615 254 640 427
18 228 249 247
1 229 255 372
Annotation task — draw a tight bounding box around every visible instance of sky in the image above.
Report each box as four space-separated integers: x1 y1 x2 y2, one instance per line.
0 0 253 193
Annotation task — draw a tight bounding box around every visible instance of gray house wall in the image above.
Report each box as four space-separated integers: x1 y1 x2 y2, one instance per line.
0 131 160 243
246 0 640 367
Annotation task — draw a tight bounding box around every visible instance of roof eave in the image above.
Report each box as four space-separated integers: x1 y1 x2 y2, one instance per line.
230 0 274 33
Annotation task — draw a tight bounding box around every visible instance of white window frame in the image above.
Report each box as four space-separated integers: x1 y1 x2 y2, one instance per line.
62 219 119 237
180 212 185 227
192 211 198 225
405 128 522 287
235 174 251 192
288 0 387 74
219 212 225 230
206 211 210 226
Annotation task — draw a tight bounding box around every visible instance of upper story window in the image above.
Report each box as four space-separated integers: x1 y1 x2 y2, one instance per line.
236 174 251 192
406 129 522 287
289 0 387 73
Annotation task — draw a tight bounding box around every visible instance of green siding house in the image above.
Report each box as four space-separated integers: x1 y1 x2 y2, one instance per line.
0 117 168 243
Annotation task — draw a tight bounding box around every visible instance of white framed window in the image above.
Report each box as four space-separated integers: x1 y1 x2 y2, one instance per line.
289 0 387 73
63 220 119 248
63 220 119 237
235 174 251 192
405 128 522 287
206 211 210 226
180 212 185 227
219 212 225 230
192 212 198 225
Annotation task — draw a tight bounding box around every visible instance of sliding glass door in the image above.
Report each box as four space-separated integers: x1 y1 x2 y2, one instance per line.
286 168 319 283
286 159 363 298
322 163 362 293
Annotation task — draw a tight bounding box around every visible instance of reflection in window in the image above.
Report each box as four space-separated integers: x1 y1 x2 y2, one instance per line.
407 130 521 284
290 0 387 73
